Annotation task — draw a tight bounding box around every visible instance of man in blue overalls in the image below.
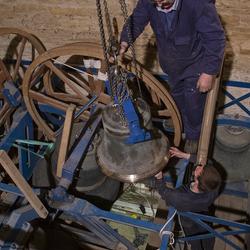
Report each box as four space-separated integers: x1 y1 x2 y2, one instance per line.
119 0 225 152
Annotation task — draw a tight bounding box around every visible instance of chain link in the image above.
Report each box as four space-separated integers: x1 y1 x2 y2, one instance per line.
119 0 143 98
110 66 130 126
96 0 114 98
96 0 130 125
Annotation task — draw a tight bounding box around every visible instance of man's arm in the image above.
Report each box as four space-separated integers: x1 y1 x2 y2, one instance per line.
154 177 175 201
154 177 191 211
120 0 151 46
154 172 182 209
169 147 197 163
196 1 225 92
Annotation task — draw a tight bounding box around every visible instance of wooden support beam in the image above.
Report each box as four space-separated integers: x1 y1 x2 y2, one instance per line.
197 56 224 165
0 150 48 218
56 104 76 177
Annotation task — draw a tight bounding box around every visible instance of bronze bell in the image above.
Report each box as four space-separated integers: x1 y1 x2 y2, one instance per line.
96 99 170 183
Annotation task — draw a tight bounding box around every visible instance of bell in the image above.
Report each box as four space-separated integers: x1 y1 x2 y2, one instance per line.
96 99 170 183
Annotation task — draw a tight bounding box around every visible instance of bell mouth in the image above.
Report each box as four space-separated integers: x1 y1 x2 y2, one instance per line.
96 100 170 183
96 129 170 183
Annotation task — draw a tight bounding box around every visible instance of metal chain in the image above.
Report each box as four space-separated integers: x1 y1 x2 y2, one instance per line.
96 0 114 98
103 0 114 51
96 0 129 125
110 66 130 126
119 0 143 98
96 0 147 127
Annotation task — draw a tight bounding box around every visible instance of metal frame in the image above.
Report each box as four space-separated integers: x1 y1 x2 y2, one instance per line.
49 156 250 250
218 81 250 116
0 117 249 249
0 110 35 180
0 68 250 249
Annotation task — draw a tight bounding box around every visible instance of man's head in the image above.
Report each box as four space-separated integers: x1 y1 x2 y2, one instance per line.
194 163 222 192
152 0 175 9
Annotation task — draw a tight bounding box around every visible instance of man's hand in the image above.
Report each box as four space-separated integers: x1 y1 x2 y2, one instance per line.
119 41 128 56
155 171 163 180
196 73 216 93
169 147 190 160
194 165 204 179
109 41 128 63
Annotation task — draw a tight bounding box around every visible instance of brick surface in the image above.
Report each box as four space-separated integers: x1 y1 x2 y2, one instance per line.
0 0 249 115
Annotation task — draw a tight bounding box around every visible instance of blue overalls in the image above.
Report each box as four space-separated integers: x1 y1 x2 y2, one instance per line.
120 0 225 140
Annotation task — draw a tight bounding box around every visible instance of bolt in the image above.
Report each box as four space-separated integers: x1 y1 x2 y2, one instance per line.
10 243 17 250
2 224 10 231
22 222 30 230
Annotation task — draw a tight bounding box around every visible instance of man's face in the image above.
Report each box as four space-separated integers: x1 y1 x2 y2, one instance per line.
153 0 175 9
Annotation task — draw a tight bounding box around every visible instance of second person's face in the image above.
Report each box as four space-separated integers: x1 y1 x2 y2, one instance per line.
153 0 175 9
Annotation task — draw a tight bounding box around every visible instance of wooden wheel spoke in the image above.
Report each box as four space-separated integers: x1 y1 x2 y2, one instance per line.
87 69 96 93
29 90 69 111
29 90 89 119
52 93 86 104
13 37 27 81
67 72 92 93
45 61 89 98
146 85 161 106
0 103 14 127
156 109 171 117
98 92 111 105
32 44 36 61
0 59 12 85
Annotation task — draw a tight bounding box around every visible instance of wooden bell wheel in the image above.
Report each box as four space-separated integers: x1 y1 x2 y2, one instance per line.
22 42 182 145
0 28 46 137
0 27 46 83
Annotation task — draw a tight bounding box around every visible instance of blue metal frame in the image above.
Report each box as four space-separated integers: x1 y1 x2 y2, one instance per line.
2 80 22 108
216 113 250 129
104 66 152 144
122 98 151 144
218 81 250 116
178 212 250 250
0 205 40 249
51 157 250 250
0 110 37 180
55 108 102 191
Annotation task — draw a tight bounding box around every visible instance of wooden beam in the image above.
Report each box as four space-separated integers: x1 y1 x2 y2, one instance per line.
56 104 76 177
0 150 48 218
197 55 224 165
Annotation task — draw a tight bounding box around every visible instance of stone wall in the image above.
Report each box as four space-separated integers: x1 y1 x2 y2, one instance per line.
0 0 249 115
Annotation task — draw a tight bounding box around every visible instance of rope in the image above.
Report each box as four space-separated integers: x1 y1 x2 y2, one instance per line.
159 210 177 247
52 59 94 78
